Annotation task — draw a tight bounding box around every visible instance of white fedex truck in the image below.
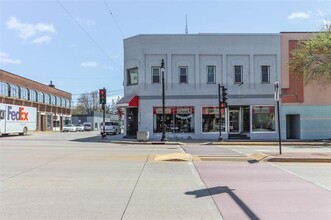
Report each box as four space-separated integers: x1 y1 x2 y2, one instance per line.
0 104 37 136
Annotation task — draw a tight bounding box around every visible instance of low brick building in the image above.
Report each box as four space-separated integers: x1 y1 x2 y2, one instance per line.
0 69 72 131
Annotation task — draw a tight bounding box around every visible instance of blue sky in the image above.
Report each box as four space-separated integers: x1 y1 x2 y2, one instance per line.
0 0 330 104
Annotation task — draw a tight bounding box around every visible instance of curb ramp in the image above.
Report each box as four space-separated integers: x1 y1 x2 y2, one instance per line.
154 153 193 162
153 153 267 163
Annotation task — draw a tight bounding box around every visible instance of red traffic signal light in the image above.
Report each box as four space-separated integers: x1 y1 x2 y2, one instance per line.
219 102 227 109
99 89 106 104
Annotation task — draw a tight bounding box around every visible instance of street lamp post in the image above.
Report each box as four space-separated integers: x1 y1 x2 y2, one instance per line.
161 59 167 141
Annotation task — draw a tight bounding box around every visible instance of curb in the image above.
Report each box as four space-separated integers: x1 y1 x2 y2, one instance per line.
208 142 331 146
266 157 331 163
110 141 184 145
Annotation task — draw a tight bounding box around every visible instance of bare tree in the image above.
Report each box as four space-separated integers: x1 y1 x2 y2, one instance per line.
74 90 101 114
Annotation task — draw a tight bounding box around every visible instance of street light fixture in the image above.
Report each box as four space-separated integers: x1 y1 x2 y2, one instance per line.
161 59 167 141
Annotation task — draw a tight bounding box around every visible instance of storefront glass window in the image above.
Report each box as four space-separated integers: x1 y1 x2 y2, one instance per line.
153 106 194 133
202 107 225 132
52 115 59 128
47 113 52 129
252 106 275 132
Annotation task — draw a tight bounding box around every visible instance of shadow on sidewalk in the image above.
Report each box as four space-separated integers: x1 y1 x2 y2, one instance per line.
185 186 260 220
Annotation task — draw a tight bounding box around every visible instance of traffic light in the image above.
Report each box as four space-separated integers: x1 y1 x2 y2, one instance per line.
99 88 106 104
222 87 228 103
219 102 227 109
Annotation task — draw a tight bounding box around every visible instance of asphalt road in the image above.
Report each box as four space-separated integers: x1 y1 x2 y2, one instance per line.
1 131 330 220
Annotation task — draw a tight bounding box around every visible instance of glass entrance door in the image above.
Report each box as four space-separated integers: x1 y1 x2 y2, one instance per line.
229 110 240 133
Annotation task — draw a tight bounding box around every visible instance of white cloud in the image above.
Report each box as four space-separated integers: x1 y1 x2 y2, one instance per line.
0 51 21 64
80 61 99 67
32 35 52 44
6 16 56 41
288 11 311 20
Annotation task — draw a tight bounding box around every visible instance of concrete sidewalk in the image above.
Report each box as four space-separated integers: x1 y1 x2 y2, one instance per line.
111 140 331 163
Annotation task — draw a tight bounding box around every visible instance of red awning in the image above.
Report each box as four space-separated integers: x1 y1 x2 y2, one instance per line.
117 95 139 107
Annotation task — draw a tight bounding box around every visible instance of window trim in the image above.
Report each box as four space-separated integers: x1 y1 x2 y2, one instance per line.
207 65 216 84
179 66 188 84
234 65 243 84
261 65 270 84
151 66 160 84
127 67 138 86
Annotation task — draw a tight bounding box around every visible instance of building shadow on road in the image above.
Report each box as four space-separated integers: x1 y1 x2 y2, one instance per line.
185 186 260 220
70 134 125 143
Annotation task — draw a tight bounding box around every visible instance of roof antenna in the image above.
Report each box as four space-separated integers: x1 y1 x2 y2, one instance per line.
185 14 188 34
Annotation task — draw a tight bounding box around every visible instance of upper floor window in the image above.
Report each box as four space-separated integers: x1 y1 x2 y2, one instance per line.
20 87 28 100
9 84 19 98
57 97 61 106
44 93 50 104
65 99 71 108
61 98 66 107
38 91 44 103
234 65 243 83
127 68 138 86
50 95 56 105
261 65 270 83
179 66 188 83
0 82 9 96
207 65 216 84
151 67 160 83
30 89 37 102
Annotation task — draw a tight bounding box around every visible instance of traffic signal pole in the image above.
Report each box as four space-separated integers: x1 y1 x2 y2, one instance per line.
218 85 228 141
218 84 222 141
99 88 107 139
102 103 106 139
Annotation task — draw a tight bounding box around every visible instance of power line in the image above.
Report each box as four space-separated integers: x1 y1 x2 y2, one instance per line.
56 0 118 69
104 0 125 38
71 89 123 96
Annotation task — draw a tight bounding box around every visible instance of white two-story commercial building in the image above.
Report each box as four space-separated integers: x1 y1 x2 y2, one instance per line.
118 34 281 140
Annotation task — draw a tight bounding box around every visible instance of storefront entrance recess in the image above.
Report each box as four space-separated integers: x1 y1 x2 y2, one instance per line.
126 108 138 137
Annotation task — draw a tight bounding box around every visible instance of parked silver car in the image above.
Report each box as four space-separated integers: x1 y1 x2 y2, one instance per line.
62 124 77 132
83 122 92 131
100 122 121 135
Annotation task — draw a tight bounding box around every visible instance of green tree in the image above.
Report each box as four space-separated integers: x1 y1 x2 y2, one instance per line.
289 24 331 85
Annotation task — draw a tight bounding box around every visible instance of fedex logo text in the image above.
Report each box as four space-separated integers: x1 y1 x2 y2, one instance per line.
7 106 29 121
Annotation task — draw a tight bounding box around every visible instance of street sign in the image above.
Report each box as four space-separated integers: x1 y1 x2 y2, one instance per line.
274 81 280 101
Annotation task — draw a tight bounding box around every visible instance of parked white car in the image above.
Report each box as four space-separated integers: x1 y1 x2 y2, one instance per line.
63 124 77 132
100 122 121 135
75 124 84 132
